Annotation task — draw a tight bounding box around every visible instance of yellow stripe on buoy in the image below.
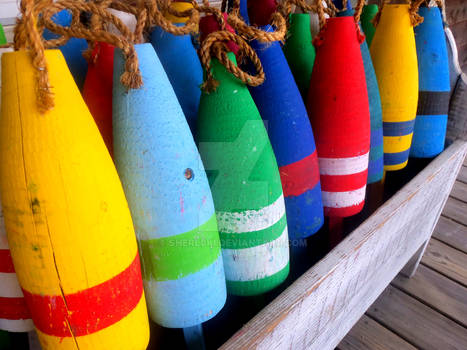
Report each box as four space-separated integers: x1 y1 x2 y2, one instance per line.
0 50 149 349
383 133 413 153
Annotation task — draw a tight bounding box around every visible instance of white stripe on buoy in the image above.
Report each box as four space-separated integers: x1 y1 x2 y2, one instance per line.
0 319 34 333
322 185 367 208
216 194 286 234
318 152 369 176
0 273 25 298
222 226 289 282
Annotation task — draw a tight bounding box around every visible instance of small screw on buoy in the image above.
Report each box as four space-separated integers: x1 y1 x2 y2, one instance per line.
184 168 194 181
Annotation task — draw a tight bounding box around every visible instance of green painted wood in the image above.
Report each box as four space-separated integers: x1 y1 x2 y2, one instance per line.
0 24 6 45
361 4 378 46
197 54 289 296
283 13 316 98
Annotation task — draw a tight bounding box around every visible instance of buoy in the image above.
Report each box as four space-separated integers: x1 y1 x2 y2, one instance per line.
283 13 316 98
370 4 419 171
336 9 383 183
0 48 33 333
42 9 88 90
410 5 450 158
247 0 277 26
0 24 6 45
197 15 289 296
0 203 33 333
307 16 370 217
113 43 226 328
0 49 149 349
248 25 323 239
361 4 378 46
82 42 115 156
150 2 203 133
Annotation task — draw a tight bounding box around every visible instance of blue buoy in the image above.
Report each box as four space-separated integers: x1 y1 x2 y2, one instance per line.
248 25 324 240
410 6 450 158
43 9 88 90
113 43 226 328
150 18 203 134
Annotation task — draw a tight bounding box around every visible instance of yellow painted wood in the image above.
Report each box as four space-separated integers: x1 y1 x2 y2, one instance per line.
0 50 149 349
165 2 192 23
370 4 419 171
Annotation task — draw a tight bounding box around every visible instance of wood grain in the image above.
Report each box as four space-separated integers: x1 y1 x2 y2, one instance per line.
433 215 467 253
367 286 467 350
337 315 416 350
221 141 467 350
458 166 467 184
450 180 467 202
442 197 467 225
421 238 467 286
446 0 467 25
392 264 467 326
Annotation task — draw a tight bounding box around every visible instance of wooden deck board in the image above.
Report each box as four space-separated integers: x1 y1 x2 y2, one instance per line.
366 286 467 350
442 197 467 226
340 163 467 350
450 180 467 203
433 215 467 253
421 238 467 286
336 315 416 350
391 264 467 327
458 166 467 184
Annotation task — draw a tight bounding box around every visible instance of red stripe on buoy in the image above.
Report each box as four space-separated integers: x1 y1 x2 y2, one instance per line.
0 296 31 320
279 151 320 197
0 249 15 273
22 254 143 337
320 170 368 192
324 202 365 217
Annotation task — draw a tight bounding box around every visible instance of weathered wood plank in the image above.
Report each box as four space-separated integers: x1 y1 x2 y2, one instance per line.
450 19 467 49
442 197 467 225
459 166 467 183
392 264 467 326
446 0 467 25
433 215 467 253
367 286 467 350
421 238 467 286
450 180 467 202
337 315 416 350
221 141 467 350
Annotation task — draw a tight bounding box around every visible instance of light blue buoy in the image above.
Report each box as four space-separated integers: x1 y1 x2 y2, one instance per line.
248 25 324 240
150 24 203 134
43 9 88 90
113 43 226 328
411 6 450 158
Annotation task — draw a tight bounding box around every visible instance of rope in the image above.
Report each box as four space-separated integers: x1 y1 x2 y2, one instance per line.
15 0 54 112
40 1 143 89
199 25 265 92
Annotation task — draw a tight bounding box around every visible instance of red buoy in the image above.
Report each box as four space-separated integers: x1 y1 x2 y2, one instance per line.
82 42 115 156
307 16 370 218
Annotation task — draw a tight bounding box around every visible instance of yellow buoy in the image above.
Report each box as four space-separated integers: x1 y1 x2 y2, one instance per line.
0 49 149 349
370 4 419 171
